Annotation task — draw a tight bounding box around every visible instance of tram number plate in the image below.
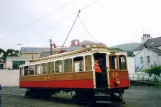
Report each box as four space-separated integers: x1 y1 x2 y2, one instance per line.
112 72 118 78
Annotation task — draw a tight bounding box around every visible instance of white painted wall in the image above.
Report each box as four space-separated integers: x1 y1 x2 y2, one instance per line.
6 57 30 69
127 57 135 74
133 48 161 72
0 70 19 86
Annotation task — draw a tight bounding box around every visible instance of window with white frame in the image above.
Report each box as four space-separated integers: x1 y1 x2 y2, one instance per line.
147 56 150 64
140 57 143 64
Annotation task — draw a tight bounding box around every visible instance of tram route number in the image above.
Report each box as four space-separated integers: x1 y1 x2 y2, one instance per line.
112 72 118 78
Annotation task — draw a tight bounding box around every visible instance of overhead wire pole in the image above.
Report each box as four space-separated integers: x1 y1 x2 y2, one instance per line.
60 10 81 52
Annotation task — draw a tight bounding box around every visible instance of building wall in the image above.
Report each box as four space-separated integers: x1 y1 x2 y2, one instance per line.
127 57 135 74
6 58 30 69
21 53 40 58
159 56 161 65
0 70 19 86
133 48 160 72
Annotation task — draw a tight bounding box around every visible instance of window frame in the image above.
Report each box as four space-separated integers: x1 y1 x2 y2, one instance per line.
147 56 150 64
24 66 29 76
118 55 127 70
55 60 63 73
29 65 35 75
85 55 92 71
64 58 73 73
41 63 47 74
140 57 143 64
47 61 55 74
73 56 84 72
109 54 118 71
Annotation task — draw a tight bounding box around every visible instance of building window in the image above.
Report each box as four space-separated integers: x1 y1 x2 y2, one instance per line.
12 61 25 69
140 57 143 64
147 56 150 64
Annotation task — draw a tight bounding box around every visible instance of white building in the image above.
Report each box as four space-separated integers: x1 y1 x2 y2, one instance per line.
5 56 31 69
133 34 161 72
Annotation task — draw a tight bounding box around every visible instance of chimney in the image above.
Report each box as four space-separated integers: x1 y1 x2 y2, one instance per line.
141 33 152 43
71 39 80 46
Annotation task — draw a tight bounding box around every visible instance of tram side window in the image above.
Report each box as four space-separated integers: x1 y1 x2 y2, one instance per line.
35 64 41 74
41 63 47 74
29 65 34 75
119 55 127 70
109 56 117 69
24 66 29 76
55 60 63 73
64 59 72 72
47 62 54 74
85 55 92 71
74 57 83 72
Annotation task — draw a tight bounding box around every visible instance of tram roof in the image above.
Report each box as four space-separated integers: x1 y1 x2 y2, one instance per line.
26 45 125 63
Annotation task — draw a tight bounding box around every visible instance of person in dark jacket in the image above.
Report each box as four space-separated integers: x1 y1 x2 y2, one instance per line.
0 84 2 107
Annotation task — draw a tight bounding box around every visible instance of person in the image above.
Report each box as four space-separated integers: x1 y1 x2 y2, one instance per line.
95 58 107 88
0 84 2 107
94 59 102 87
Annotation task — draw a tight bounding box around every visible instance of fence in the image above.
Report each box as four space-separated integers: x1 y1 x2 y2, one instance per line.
129 73 161 86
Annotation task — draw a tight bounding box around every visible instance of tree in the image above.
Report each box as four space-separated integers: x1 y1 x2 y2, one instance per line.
0 48 5 62
144 66 161 82
2 49 20 62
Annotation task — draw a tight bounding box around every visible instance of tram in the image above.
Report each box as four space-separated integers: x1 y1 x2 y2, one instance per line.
19 44 130 105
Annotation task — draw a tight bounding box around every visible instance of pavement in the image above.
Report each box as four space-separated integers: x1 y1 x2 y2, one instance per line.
1 86 161 107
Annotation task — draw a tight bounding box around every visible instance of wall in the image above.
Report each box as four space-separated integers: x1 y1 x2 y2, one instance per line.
0 70 19 86
127 57 135 74
21 53 40 58
133 48 160 71
6 57 30 69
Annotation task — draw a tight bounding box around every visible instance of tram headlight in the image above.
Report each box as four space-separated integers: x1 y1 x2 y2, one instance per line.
115 79 120 85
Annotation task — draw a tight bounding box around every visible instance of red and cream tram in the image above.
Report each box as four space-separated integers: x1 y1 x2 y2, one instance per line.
19 45 130 105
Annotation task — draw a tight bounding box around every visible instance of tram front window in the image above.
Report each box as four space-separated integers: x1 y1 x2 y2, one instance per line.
119 55 127 70
109 56 117 70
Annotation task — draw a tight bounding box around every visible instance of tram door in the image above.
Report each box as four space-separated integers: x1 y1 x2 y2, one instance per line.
94 53 108 88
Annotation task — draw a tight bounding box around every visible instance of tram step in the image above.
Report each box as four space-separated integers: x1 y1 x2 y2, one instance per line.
94 94 112 101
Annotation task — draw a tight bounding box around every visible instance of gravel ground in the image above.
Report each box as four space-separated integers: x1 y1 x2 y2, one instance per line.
1 86 161 107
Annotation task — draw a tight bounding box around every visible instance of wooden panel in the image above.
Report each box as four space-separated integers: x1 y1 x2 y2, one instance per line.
63 73 73 80
73 71 93 80
20 75 41 82
41 74 55 81
109 71 128 79
54 74 63 80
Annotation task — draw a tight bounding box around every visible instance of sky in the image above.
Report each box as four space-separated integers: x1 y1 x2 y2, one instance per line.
0 0 161 51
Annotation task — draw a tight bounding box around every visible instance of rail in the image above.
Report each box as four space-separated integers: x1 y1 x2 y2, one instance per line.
129 73 161 86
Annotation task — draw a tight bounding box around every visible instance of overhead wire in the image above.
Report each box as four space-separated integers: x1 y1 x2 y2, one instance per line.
26 0 102 41
0 0 78 39
78 16 97 42
26 11 78 42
